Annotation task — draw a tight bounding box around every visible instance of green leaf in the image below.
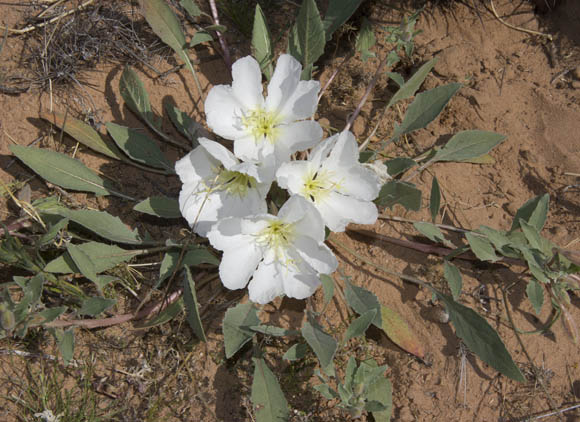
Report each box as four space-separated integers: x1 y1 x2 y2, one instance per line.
434 291 525 382
45 241 136 274
54 328 75 365
443 261 462 301
413 222 448 245
385 157 416 177
180 0 201 18
387 71 404 87
137 298 184 328
183 267 206 342
465 232 500 262
359 151 374 163
367 377 393 422
520 219 553 256
283 343 308 361
142 0 199 81
134 196 181 219
387 58 437 108
344 279 381 326
94 275 120 291
119 67 157 129
251 357 289 422
476 226 512 251
376 181 422 211
301 316 337 376
379 305 425 359
41 208 143 245
291 0 325 70
39 111 124 161
223 302 260 359
106 123 173 171
314 383 338 399
323 0 362 40
320 274 334 311
510 194 549 232
526 279 544 315
252 4 274 80
66 243 99 284
29 306 67 327
392 83 461 139
355 17 375 62
430 177 441 222
10 146 113 196
432 130 506 163
38 218 69 247
164 101 202 145
344 309 376 342
189 30 213 47
157 248 219 287
78 297 116 316
249 325 300 337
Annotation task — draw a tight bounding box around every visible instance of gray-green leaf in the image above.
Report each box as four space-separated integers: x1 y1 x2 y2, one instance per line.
526 279 544 315
252 4 273 80
434 291 525 382
223 302 260 359
366 376 393 422
392 83 461 139
443 260 462 300
344 279 381 326
119 66 157 129
323 0 362 40
385 157 416 177
344 309 377 342
183 267 206 342
301 316 337 376
510 194 549 232
290 0 325 71
45 241 136 274
66 243 99 284
465 232 500 262
432 130 506 163
387 58 437 108
78 297 116 316
283 343 308 361
376 181 422 211
251 357 289 422
106 123 173 172
413 222 448 245
10 146 112 196
134 196 181 219
180 0 201 18
355 17 376 62
430 177 441 222
320 274 334 311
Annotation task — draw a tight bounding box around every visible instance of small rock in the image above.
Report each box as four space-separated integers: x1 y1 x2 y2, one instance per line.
398 406 414 422
353 115 366 136
318 117 330 130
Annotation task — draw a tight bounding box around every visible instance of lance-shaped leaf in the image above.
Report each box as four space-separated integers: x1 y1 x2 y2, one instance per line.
289 0 325 71
41 207 143 245
434 291 525 382
141 0 198 82
443 260 462 301
164 100 204 145
10 146 112 196
283 343 308 361
323 0 362 40
301 316 337 376
119 67 157 129
29 306 67 327
510 194 549 232
387 58 437 108
430 177 441 222
106 123 173 171
526 279 544 315
380 305 425 359
385 157 416 177
45 241 137 274
137 298 184 329
252 4 273 80
180 0 201 18
249 325 300 337
376 181 422 211
432 130 507 163
183 267 206 342
392 83 461 139
367 376 393 422
66 243 99 284
320 274 334 311
134 196 181 219
251 357 289 422
413 222 449 245
465 232 500 262
40 111 124 160
78 297 117 316
157 247 219 287
53 328 75 365
223 302 260 358
344 309 377 342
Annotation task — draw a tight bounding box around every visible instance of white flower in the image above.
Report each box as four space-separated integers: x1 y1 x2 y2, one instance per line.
276 131 381 232
204 54 323 171
364 159 391 185
207 195 338 304
176 138 269 236
34 410 62 422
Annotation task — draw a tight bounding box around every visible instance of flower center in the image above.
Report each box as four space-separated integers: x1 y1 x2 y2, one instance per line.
302 169 339 202
256 220 295 262
241 108 279 143
214 169 257 197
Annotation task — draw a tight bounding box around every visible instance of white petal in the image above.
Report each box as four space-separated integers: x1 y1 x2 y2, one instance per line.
240 216 271 235
316 191 378 232
324 131 359 170
265 54 301 114
279 196 325 242
277 80 320 123
207 217 243 250
277 120 323 156
199 138 238 169
335 166 380 201
308 135 335 169
280 257 321 300
234 134 275 163
276 161 310 195
175 145 218 185
231 56 265 110
293 236 338 274
179 187 222 236
248 260 284 304
205 85 246 140
219 239 263 290
277 195 310 223
230 161 261 181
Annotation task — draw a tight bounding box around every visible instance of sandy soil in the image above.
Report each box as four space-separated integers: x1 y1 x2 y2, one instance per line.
0 0 579 421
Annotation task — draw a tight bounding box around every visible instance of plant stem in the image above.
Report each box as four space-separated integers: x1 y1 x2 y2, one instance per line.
208 0 231 69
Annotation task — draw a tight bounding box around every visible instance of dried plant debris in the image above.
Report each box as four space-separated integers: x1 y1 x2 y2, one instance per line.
12 2 171 92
